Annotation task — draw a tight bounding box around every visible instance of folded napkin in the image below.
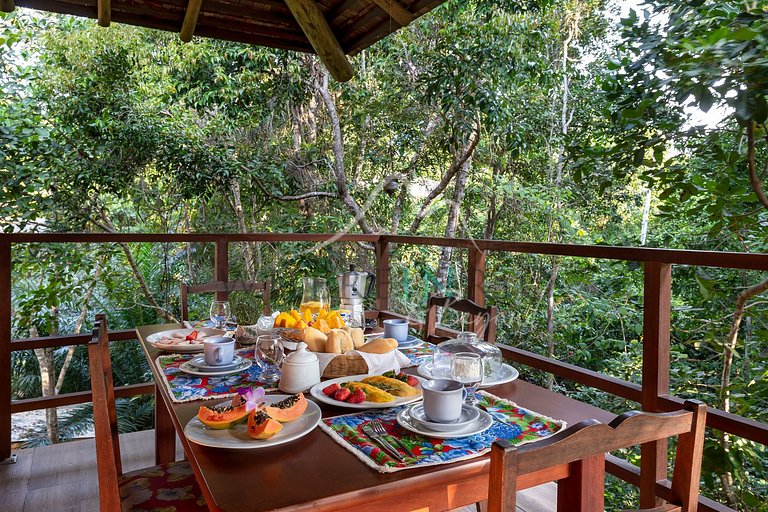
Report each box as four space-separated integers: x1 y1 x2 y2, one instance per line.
315 349 411 376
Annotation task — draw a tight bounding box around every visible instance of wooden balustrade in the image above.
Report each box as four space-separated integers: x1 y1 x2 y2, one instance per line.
1 232 767 511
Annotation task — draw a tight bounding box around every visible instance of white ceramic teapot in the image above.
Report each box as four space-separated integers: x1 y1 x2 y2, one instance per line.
278 342 321 393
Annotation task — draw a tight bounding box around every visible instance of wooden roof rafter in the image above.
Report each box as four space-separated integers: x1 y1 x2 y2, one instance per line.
8 0 449 81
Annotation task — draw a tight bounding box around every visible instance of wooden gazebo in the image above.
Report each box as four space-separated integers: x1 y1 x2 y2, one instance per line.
3 0 447 81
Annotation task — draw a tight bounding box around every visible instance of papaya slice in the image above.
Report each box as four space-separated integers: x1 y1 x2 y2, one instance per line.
247 410 283 439
265 393 308 422
197 403 249 429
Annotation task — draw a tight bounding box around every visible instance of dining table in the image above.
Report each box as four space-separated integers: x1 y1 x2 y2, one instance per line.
137 323 616 512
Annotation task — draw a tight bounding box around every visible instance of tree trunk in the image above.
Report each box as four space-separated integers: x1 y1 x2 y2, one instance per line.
316 69 374 234
436 155 472 292
717 275 768 506
544 5 579 390
231 177 257 281
640 188 652 245
391 116 440 234
31 318 59 444
95 211 178 322
409 125 480 235
54 254 105 395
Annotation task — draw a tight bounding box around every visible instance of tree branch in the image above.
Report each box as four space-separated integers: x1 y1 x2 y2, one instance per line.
315 69 374 234
409 119 481 234
747 121 768 209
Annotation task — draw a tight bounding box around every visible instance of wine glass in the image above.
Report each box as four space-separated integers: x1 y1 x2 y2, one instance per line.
255 334 284 382
450 352 484 406
209 300 231 330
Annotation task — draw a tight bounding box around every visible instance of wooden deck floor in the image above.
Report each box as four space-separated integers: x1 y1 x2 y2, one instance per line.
0 429 555 512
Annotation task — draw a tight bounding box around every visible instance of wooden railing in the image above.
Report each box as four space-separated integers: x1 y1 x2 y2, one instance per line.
2 233 767 512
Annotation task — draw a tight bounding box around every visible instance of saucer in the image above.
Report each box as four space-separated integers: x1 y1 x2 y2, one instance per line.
180 358 252 377
396 406 493 439
397 335 423 348
408 403 480 432
188 355 244 372
417 362 519 388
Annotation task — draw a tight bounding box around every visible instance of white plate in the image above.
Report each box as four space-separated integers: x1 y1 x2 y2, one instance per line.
397 335 424 349
147 328 225 353
188 355 244 372
184 396 321 449
309 374 424 409
417 362 519 388
409 403 480 432
179 358 253 377
397 406 493 438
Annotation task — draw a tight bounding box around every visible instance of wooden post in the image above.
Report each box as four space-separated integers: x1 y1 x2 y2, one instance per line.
0 242 11 461
180 0 203 42
154 387 176 465
370 0 413 26
1 0 15 13
214 241 229 301
375 239 389 312
283 0 354 82
467 247 486 335
557 454 605 512
97 0 110 27
640 261 672 508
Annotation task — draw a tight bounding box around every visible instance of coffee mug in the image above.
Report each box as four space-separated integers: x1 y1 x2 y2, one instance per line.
421 379 466 423
203 336 235 366
383 319 409 342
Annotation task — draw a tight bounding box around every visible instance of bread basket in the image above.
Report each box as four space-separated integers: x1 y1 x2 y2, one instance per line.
322 354 369 378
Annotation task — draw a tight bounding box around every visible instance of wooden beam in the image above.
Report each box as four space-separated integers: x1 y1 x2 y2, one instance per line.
97 0 110 27
283 0 354 82
180 0 204 43
370 0 413 26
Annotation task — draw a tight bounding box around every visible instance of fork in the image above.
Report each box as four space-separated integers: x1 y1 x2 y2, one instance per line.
370 420 416 458
362 423 404 462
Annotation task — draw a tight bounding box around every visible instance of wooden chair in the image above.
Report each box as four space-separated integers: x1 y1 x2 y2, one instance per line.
179 279 271 321
88 314 208 512
422 294 498 344
488 400 707 512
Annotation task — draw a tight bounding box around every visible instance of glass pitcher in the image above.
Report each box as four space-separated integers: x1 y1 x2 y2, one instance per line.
300 277 330 317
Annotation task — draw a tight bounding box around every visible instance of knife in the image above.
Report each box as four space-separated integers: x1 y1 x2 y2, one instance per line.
362 424 404 462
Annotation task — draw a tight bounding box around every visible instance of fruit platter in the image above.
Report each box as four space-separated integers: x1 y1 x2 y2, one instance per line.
184 391 322 449
309 372 423 410
146 328 224 353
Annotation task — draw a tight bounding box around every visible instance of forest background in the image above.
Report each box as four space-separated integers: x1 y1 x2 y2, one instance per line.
1 0 767 510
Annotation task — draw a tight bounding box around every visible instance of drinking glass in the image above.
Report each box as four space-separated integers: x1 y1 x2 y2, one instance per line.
209 300 231 329
255 334 284 382
450 352 483 405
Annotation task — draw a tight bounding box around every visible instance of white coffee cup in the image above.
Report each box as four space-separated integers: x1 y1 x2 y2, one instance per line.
421 379 466 423
203 336 235 366
383 319 409 342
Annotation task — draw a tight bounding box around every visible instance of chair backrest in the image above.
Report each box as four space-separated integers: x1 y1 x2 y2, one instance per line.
88 313 123 512
487 400 707 512
180 279 272 321
422 294 498 344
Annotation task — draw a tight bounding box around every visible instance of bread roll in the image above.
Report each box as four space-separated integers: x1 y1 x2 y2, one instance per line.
303 327 327 352
349 328 364 349
325 329 354 354
357 337 398 354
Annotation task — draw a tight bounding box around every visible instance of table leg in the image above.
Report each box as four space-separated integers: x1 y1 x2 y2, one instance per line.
557 454 605 512
155 385 176 465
